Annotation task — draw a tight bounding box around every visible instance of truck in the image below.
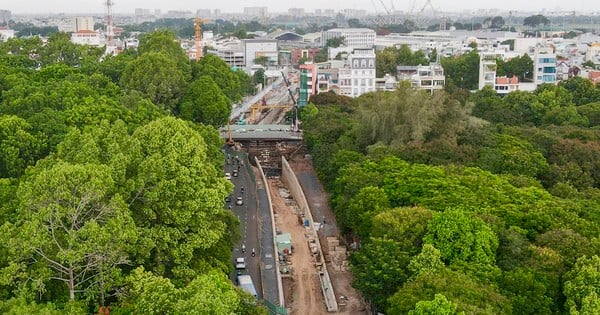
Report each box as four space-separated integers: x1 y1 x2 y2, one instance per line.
237 274 258 299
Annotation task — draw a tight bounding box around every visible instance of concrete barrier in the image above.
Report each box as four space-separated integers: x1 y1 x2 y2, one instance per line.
255 157 286 309
281 156 338 312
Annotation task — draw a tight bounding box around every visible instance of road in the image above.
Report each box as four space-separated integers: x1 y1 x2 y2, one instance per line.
225 148 280 307
226 149 262 297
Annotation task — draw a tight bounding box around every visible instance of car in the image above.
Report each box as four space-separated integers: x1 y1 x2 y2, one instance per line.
236 196 243 206
225 196 232 203
235 257 246 269
225 172 231 180
232 170 239 177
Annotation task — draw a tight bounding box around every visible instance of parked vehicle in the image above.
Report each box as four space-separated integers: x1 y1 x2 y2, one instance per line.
225 172 232 180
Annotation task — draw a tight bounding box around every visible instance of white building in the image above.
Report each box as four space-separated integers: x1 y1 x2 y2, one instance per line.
244 39 278 67
322 28 376 49
375 74 399 91
339 48 376 97
71 30 101 46
411 64 445 93
74 17 94 32
534 47 557 85
0 27 15 42
479 52 501 90
207 38 245 68
586 43 600 66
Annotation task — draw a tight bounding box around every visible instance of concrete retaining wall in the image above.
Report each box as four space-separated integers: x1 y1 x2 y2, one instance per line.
255 157 286 309
281 156 338 312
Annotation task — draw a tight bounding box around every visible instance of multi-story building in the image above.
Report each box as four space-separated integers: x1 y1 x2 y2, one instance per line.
0 10 11 25
207 39 245 68
375 74 399 91
397 64 445 93
71 30 100 46
411 64 445 93
244 39 278 67
585 43 600 67
494 76 519 94
534 47 557 85
74 17 94 32
338 48 376 97
243 7 268 18
321 28 376 49
288 8 305 17
479 52 500 90
0 27 15 42
299 63 317 106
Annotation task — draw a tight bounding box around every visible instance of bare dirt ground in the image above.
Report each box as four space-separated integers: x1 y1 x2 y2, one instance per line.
289 159 367 315
269 179 327 315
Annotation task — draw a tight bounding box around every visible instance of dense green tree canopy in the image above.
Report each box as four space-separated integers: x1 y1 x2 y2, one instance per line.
0 30 256 313
424 209 499 265
120 52 188 112
179 76 231 126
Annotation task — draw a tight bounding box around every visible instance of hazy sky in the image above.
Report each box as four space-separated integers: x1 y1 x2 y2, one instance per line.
1 0 597 14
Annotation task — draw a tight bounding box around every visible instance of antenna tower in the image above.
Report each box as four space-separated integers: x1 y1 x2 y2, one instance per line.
105 0 115 54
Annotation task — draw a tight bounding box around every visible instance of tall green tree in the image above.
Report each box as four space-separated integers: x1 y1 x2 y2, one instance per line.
129 117 232 280
408 294 463 315
120 52 187 112
441 50 480 90
192 54 242 102
563 255 600 314
0 115 43 178
350 237 411 311
179 76 231 126
423 209 499 265
2 162 137 303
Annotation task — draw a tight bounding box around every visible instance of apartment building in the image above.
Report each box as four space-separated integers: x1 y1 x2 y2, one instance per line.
534 47 557 85
397 64 445 93
479 52 501 90
339 48 376 97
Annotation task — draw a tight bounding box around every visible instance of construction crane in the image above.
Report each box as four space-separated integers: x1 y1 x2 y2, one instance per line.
249 103 291 124
194 18 209 61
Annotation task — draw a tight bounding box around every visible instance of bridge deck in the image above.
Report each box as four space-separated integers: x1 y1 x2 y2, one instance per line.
220 124 303 141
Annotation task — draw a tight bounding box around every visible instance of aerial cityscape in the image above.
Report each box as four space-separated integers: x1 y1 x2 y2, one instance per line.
0 0 599 314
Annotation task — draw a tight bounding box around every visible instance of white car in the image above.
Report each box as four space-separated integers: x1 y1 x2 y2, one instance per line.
236 196 243 206
235 257 246 269
225 172 231 180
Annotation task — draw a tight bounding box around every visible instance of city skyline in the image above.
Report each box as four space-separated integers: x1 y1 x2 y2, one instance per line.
1 0 598 15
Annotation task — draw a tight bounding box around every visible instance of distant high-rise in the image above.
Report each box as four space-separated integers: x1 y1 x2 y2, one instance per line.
196 9 211 18
74 16 94 32
288 8 305 17
243 7 268 18
0 10 11 25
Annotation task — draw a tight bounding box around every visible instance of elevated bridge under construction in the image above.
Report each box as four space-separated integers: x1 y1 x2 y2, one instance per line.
220 124 304 174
